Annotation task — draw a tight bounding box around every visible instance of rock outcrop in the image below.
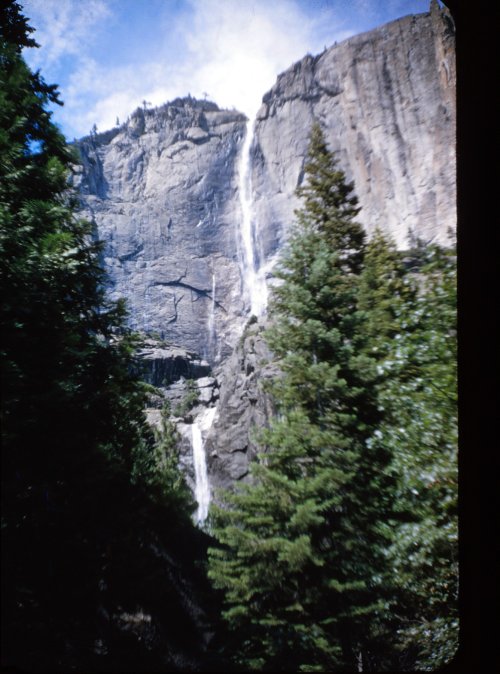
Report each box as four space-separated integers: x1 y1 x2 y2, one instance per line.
135 339 211 388
73 98 248 363
205 318 279 492
135 337 221 499
135 324 277 497
75 5 455 367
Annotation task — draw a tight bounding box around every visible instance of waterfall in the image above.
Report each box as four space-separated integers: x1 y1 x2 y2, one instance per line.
191 406 217 524
238 119 268 316
191 423 209 523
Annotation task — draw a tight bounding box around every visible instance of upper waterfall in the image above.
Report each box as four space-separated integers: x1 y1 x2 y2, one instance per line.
237 119 268 317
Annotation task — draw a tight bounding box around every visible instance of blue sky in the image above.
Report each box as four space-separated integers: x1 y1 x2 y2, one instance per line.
21 0 433 140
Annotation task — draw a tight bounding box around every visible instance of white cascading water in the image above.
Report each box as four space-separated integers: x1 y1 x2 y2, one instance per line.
238 119 268 316
191 406 217 524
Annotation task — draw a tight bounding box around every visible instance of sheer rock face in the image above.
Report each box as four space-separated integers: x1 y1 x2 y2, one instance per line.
74 8 454 366
73 99 248 363
75 7 455 490
251 1 456 263
205 319 279 492
74 8 455 367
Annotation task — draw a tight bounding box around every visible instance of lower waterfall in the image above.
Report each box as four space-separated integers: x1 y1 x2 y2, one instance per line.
191 406 217 524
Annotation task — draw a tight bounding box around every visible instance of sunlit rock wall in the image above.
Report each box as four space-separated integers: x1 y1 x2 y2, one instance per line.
74 99 248 362
251 0 456 264
75 4 455 368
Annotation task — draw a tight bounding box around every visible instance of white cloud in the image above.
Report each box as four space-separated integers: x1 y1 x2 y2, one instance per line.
22 0 350 138
177 0 321 118
22 0 111 66
61 57 179 136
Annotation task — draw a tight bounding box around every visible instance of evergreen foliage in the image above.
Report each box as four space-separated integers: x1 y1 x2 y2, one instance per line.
208 126 457 672
143 402 196 512
357 227 415 358
174 378 200 418
375 241 458 669
0 0 162 538
208 124 397 671
1 5 458 667
1 5 211 669
358 229 458 669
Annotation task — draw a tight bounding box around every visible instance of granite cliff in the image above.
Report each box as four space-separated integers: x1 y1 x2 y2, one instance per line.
74 99 247 363
252 0 455 263
74 3 455 364
73 3 455 502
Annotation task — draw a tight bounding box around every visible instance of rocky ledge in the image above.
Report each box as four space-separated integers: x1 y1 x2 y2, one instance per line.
205 317 280 492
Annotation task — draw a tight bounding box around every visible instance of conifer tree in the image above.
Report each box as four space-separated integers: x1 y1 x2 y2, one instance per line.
356 228 458 669
376 241 458 669
357 227 415 358
0 0 157 529
208 123 396 671
1 5 200 668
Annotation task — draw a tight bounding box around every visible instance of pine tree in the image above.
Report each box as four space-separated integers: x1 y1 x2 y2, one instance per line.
355 227 458 669
357 227 415 358
0 0 154 525
375 241 458 669
1 5 202 668
134 401 195 513
208 123 396 671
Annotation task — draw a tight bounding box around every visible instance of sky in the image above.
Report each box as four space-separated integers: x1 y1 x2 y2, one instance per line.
20 0 433 140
